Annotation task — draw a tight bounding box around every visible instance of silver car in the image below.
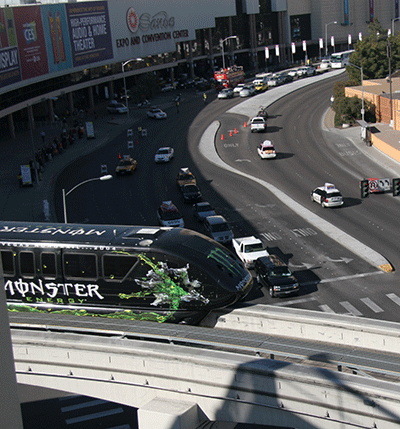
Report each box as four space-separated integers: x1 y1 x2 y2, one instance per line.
204 215 233 244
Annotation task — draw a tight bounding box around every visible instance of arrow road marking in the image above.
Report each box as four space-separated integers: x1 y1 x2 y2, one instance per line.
325 256 353 264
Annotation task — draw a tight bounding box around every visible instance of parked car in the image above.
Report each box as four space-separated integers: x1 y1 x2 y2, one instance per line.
106 101 128 114
115 156 137 175
204 215 233 245
154 147 174 163
147 108 167 119
193 201 216 222
278 71 293 84
218 88 234 99
161 83 175 92
181 183 202 203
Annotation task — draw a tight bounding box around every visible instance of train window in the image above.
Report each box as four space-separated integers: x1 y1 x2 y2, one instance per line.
41 252 57 279
1 250 15 276
19 251 35 278
63 253 97 279
103 254 138 281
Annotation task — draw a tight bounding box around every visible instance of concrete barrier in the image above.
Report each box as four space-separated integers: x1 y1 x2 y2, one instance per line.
202 304 400 354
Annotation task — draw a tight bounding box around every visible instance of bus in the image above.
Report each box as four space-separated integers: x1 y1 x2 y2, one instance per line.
214 65 245 90
1 221 253 324
330 50 355 69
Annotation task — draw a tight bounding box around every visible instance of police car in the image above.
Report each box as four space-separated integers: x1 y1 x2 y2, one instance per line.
310 183 343 208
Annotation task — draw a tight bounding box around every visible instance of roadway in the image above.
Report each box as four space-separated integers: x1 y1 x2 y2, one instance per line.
53 72 400 324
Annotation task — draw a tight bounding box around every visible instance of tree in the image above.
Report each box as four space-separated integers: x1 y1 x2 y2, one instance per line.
346 19 400 83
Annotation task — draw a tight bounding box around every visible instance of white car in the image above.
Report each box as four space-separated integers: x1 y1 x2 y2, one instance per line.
204 215 233 245
233 83 245 94
287 68 299 78
218 88 234 99
157 201 184 227
297 66 315 77
147 108 167 119
311 183 344 208
161 84 175 92
257 140 276 159
249 117 266 133
239 85 256 97
155 147 174 163
106 101 128 114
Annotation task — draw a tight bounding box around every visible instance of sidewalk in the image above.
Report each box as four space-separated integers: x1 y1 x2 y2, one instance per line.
0 106 138 223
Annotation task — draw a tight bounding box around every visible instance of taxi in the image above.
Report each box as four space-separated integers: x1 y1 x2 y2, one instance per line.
176 167 196 188
157 201 184 228
310 183 343 208
257 140 276 159
115 155 137 175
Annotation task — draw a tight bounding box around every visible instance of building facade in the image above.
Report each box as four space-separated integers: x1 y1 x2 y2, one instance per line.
0 0 397 139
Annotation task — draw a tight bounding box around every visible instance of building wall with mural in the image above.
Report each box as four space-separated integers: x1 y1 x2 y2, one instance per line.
0 0 236 96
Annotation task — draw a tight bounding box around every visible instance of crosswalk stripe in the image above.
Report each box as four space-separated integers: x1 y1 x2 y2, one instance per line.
340 301 363 316
360 297 384 313
387 293 400 306
319 304 335 313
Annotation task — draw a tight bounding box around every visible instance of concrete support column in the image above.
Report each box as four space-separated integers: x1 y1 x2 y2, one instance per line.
7 113 16 139
169 67 175 87
68 92 74 117
249 14 258 72
208 28 215 74
27 104 35 130
188 42 194 79
108 81 115 100
88 86 95 110
138 398 200 429
47 99 55 122
0 262 24 429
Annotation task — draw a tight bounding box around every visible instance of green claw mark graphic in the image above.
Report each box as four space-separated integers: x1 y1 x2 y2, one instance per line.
119 253 208 323
207 247 243 276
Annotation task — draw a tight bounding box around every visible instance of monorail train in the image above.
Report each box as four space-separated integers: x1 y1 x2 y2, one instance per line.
0 221 253 324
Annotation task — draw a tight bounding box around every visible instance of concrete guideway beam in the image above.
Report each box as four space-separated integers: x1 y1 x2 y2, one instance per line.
11 329 400 429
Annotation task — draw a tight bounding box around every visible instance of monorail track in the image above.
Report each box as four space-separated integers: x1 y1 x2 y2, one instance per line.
8 311 400 383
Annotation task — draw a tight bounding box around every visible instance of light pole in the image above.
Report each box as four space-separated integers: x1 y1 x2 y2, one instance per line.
221 36 237 70
62 174 113 223
392 17 400 36
122 59 136 117
325 21 337 57
348 62 364 122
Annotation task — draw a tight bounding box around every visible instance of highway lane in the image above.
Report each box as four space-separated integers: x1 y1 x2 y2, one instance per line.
54 79 400 323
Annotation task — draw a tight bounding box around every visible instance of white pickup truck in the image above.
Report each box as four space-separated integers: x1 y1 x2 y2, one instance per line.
232 236 269 268
249 117 266 133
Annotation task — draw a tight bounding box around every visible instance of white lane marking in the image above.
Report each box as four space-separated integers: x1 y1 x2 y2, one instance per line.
319 304 335 313
274 296 318 307
318 271 383 284
340 301 363 316
360 297 384 313
387 293 400 306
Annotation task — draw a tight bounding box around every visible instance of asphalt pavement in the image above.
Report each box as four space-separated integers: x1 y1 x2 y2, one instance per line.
1 71 400 229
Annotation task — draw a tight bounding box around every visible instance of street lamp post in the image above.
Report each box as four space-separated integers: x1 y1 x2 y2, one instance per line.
122 59 136 118
62 174 113 223
27 104 39 184
325 21 337 57
221 36 238 70
392 17 400 36
348 63 364 122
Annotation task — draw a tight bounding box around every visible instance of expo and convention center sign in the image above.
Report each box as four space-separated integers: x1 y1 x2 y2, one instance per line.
0 0 235 93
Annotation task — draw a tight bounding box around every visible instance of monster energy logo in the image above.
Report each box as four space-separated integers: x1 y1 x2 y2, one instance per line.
207 247 243 276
